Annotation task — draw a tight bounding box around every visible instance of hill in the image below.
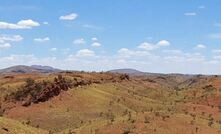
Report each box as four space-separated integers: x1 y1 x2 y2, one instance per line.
0 71 221 134
0 117 47 134
0 65 60 74
108 69 147 76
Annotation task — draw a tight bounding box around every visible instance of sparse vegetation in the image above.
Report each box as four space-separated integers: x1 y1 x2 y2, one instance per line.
1 72 221 133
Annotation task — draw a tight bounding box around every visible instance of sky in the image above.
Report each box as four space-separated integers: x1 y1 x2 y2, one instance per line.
0 0 221 74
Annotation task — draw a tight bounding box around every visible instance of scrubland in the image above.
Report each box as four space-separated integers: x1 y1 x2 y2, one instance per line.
1 72 221 134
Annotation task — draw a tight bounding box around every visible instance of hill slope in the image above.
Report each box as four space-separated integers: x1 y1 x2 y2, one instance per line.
0 65 60 74
0 117 47 134
0 72 221 134
108 69 146 75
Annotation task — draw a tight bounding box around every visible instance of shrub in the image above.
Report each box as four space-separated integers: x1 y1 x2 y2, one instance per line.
123 130 130 134
144 116 150 123
25 78 35 87
58 74 63 81
13 78 43 102
120 74 130 80
0 104 5 116
208 117 214 127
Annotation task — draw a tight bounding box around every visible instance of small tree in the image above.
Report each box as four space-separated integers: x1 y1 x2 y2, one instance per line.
208 118 214 127
25 78 35 87
144 116 150 123
123 129 130 134
0 103 4 116
58 74 63 81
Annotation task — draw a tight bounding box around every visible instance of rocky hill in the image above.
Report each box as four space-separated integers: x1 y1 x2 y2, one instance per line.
0 65 60 74
0 70 221 134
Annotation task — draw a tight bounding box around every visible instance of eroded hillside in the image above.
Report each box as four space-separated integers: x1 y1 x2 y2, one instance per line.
1 72 221 134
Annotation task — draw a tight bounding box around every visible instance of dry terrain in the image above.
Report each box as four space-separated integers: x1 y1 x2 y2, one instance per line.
1 71 221 134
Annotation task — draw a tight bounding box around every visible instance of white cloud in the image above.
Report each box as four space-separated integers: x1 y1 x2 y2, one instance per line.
157 40 170 46
1 49 221 74
138 40 170 50
0 35 23 50
73 38 86 45
184 12 197 16
118 48 150 58
34 37 50 42
91 37 98 42
59 13 78 20
194 44 206 49
17 19 39 27
0 19 40 29
186 53 205 62
164 52 205 63
138 42 157 50
76 49 95 57
50 48 57 52
118 48 132 57
0 54 37 67
82 24 102 30
162 49 183 55
0 35 23 43
0 43 11 49
91 42 101 47
164 56 186 62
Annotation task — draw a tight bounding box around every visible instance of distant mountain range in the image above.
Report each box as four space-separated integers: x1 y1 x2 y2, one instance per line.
108 69 146 75
108 68 163 76
0 65 204 76
0 65 60 74
0 66 148 75
108 69 199 76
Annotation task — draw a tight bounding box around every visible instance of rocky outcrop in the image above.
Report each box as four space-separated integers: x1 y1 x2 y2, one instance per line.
5 73 130 107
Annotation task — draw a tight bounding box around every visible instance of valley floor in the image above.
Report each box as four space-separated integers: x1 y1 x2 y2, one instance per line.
1 72 221 134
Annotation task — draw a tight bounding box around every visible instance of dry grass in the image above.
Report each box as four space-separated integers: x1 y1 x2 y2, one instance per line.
1 72 221 133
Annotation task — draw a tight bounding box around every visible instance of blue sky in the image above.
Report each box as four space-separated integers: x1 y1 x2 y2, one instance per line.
0 0 221 74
